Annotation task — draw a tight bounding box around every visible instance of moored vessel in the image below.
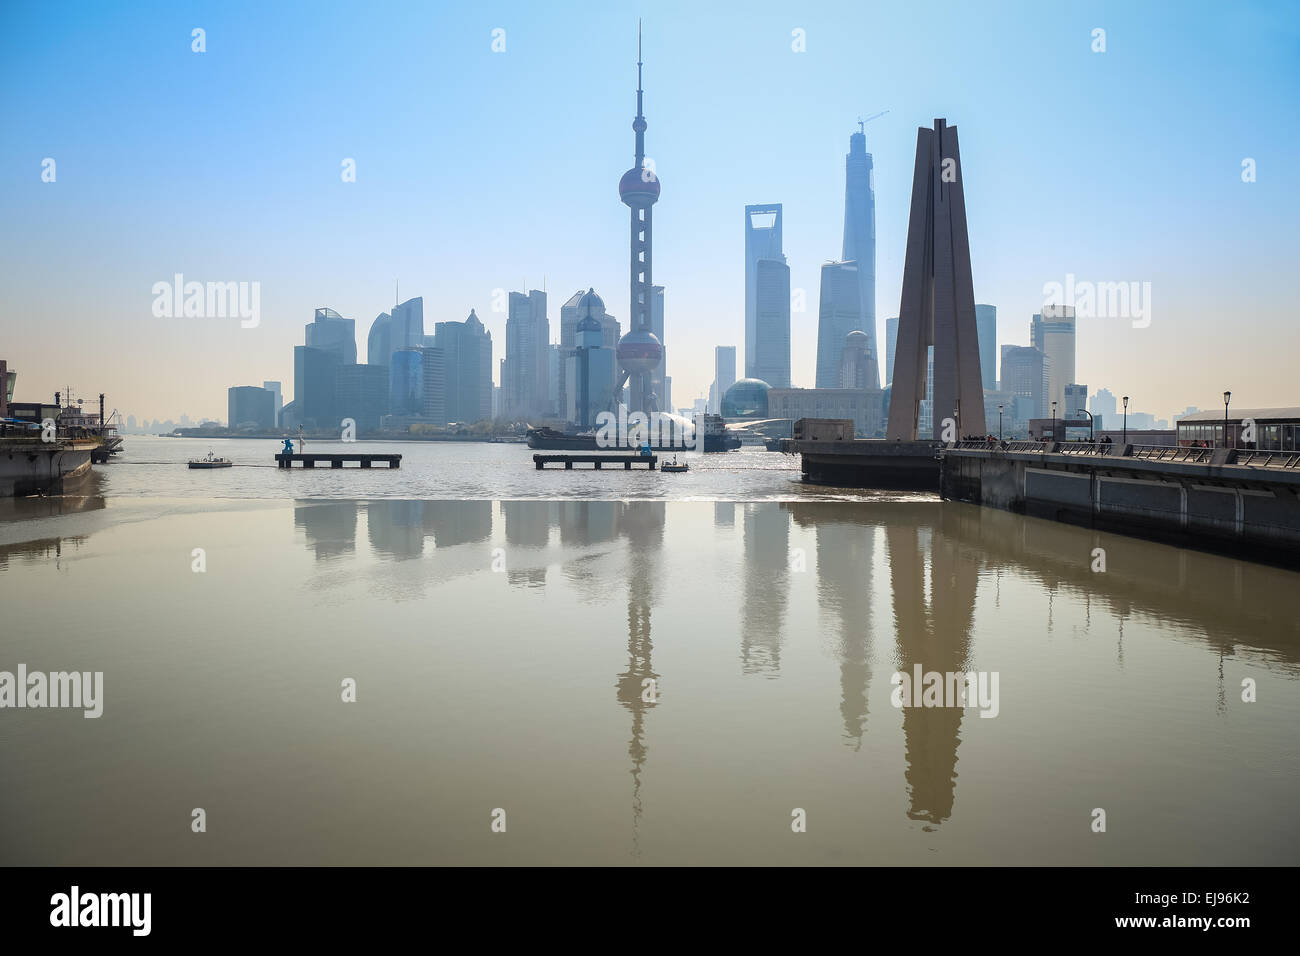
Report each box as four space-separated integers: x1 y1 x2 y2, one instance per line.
188 451 232 469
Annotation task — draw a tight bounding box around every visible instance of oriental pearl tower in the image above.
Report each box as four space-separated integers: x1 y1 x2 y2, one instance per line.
616 22 663 417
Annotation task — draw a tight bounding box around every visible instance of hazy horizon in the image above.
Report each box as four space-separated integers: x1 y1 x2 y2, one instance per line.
2 0 1297 423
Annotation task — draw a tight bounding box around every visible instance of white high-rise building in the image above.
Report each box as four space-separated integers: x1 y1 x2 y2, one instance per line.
262 380 282 427
712 345 737 413
815 261 864 389
840 125 879 389
1031 305 1076 415
503 290 549 418
745 204 790 388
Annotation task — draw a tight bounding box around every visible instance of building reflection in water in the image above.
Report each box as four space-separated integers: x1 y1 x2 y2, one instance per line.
366 500 427 559
740 503 790 676
278 497 1300 841
293 501 358 561
500 500 552 588
501 499 665 860
789 503 878 749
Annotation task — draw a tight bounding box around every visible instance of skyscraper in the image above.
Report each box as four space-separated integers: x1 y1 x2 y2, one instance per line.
421 346 446 424
616 25 665 415
389 347 423 418
335 364 389 432
435 310 493 425
560 289 620 349
367 312 392 366
262 380 282 427
1001 346 1050 420
293 345 341 429
887 119 985 441
975 304 997 390
841 124 879 389
390 297 425 352
1065 383 1088 419
885 317 899 386
649 284 666 412
917 346 935 436
815 261 864 389
503 290 549 418
567 290 619 427
558 288 619 422
1030 305 1076 415
1091 387 1118 423
713 345 736 413
305 308 357 365
744 203 790 388
228 386 274 430
838 331 874 389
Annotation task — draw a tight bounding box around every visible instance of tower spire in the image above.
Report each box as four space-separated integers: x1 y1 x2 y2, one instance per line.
633 19 647 166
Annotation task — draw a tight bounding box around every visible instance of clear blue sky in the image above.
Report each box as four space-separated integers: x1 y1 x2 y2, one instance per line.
2 0 1297 423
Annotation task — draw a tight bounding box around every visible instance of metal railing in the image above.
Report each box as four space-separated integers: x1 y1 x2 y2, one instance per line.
1130 444 1213 463
1004 440 1049 452
1234 449 1300 469
1057 442 1109 456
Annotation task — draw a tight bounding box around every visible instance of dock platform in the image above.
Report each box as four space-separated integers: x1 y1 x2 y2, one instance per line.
275 453 401 469
534 453 657 470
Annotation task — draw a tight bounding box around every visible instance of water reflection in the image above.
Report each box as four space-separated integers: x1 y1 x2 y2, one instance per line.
6 493 1297 865
886 517 975 828
741 503 789 676
294 501 357 561
274 498 1300 834
614 503 665 860
0 471 106 571
795 505 878 748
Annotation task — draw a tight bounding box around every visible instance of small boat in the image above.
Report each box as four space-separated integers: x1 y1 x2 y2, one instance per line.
661 455 689 473
188 450 232 469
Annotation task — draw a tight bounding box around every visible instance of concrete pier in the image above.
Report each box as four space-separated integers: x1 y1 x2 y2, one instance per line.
534 454 657 470
275 453 401 469
781 438 942 490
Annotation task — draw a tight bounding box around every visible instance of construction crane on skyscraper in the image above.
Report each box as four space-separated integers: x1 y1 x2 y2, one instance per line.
857 110 889 133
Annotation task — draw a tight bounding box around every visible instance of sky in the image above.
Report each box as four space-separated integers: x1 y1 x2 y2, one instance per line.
2 0 1298 424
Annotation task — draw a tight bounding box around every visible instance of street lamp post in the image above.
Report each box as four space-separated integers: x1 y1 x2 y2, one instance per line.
998 404 1003 443
1223 390 1232 449
1078 408 1095 442
1051 400 1057 445
1122 396 1129 445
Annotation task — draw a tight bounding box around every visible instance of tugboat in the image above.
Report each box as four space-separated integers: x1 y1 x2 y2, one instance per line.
661 455 689 473
188 450 232 469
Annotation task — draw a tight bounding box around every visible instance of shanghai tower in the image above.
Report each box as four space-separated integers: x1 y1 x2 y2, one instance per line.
840 123 879 389
615 22 664 416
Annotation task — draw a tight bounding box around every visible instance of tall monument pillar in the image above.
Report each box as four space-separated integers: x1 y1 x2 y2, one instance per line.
886 119 985 441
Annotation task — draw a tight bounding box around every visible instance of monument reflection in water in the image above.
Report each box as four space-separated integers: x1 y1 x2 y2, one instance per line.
1 497 1296 865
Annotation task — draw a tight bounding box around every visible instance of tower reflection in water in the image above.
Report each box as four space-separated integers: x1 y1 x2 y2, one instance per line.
289 498 1299 856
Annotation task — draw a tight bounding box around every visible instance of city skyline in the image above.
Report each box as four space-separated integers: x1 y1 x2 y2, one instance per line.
3 1 1297 422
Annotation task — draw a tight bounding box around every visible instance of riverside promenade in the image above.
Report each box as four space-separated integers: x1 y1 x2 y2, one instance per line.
783 430 1300 560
